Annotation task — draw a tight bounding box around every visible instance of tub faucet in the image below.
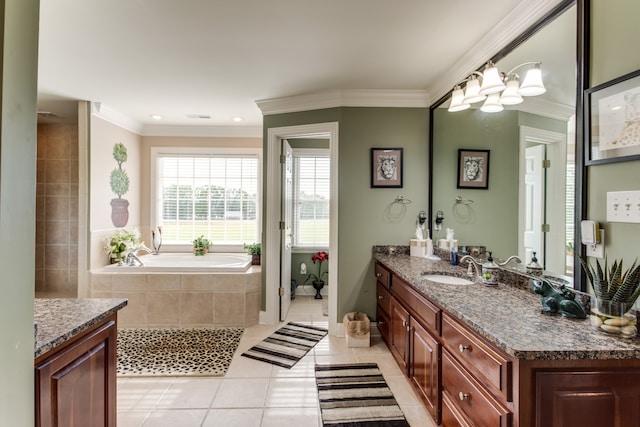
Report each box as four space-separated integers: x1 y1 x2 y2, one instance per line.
124 247 152 266
498 255 522 267
460 255 482 282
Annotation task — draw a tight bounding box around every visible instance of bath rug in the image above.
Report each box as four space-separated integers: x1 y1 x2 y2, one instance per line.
315 363 410 427
117 327 244 376
241 322 327 368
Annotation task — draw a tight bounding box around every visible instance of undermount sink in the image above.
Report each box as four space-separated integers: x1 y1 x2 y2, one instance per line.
423 274 474 285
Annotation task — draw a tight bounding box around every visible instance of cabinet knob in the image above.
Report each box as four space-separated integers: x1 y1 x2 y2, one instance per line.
376 272 382 278
459 392 470 401
378 295 384 300
379 320 384 325
459 344 470 353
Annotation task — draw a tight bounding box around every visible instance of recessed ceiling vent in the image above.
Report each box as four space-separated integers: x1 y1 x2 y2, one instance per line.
185 114 211 119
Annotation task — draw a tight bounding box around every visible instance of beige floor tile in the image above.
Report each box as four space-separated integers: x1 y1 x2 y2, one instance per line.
202 408 263 427
210 378 269 408
385 375 422 407
402 404 437 427
117 410 150 427
265 377 319 408
270 353 316 378
154 378 222 409
117 378 175 410
141 409 207 426
260 407 321 427
314 352 358 366
225 353 273 378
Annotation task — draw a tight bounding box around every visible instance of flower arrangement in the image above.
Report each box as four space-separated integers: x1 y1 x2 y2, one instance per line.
104 228 145 262
193 235 211 256
304 251 329 284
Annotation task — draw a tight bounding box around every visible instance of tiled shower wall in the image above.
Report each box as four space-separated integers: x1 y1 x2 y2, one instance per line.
36 123 79 296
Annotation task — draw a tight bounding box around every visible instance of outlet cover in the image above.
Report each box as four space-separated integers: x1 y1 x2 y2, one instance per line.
586 229 605 259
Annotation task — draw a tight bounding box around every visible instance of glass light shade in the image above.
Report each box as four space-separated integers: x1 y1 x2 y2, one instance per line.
448 87 470 112
462 78 486 104
499 79 523 105
479 65 506 95
480 93 503 113
519 66 546 96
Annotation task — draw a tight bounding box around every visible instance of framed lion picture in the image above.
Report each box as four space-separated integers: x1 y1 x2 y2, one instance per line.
371 148 403 188
457 149 489 189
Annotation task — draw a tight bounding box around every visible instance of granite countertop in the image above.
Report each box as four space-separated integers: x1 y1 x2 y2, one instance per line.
374 253 640 360
34 298 128 359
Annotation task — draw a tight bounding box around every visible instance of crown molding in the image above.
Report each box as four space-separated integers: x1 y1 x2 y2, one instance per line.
91 102 145 135
509 96 575 121
426 0 565 106
256 89 430 116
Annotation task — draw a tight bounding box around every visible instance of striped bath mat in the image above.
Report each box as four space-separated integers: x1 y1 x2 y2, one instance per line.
315 363 410 427
241 322 327 368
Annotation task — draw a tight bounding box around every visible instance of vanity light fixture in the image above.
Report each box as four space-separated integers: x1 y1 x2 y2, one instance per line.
448 61 546 113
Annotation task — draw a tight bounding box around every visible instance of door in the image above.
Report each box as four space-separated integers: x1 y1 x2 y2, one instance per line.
523 144 545 264
280 139 293 321
410 317 441 422
389 297 410 374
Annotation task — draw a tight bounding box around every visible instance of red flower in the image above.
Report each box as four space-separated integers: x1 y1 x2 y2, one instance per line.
306 251 329 284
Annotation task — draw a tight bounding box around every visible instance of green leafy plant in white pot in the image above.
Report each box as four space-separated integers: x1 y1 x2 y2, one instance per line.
579 256 640 338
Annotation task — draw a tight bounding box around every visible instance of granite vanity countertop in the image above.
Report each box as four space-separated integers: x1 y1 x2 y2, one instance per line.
374 253 640 360
34 298 128 359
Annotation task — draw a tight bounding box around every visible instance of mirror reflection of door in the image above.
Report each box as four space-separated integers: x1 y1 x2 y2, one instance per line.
280 139 293 321
523 143 545 265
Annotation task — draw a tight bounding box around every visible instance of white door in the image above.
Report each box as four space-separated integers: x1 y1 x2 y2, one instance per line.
523 144 545 264
280 140 293 321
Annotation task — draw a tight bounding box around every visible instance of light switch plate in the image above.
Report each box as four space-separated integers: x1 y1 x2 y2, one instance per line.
607 191 640 223
586 229 605 259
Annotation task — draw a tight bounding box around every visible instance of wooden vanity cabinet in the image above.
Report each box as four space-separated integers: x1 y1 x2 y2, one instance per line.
35 315 117 427
375 263 392 344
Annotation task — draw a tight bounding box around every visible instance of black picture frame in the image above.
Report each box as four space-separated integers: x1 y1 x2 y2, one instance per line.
370 148 403 188
585 68 640 165
457 149 490 189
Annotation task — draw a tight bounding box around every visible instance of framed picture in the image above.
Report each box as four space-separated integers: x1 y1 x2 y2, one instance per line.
586 68 640 165
457 149 489 189
371 148 403 188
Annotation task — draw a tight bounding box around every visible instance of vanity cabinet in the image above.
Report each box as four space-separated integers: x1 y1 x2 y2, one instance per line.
375 263 391 344
35 315 117 427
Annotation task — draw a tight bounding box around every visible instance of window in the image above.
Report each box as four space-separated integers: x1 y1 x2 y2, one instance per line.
293 150 330 248
152 148 260 246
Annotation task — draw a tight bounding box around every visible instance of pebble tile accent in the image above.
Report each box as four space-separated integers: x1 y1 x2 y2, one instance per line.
373 252 640 360
34 298 128 358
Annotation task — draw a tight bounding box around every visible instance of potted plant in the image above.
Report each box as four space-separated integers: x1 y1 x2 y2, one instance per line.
579 256 640 338
110 143 130 227
192 235 211 256
244 243 261 265
104 228 144 263
304 251 329 299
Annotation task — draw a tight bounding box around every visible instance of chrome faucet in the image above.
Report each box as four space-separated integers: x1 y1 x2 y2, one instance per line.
460 255 482 282
123 247 152 266
497 255 522 267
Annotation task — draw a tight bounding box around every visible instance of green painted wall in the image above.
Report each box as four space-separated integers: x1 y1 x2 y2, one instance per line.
588 0 640 263
263 107 429 321
0 0 39 424
432 108 520 259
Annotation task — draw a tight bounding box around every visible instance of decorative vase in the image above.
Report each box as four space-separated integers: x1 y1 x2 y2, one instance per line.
590 297 637 338
110 198 129 227
312 281 325 299
193 248 208 256
252 254 261 265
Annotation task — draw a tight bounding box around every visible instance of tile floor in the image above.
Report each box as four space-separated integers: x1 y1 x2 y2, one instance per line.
117 295 436 427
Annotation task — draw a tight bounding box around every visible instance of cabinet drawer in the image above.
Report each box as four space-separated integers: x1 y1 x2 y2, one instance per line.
377 307 390 344
442 350 512 427
392 276 440 334
377 281 391 317
442 313 512 401
442 388 472 427
375 263 390 289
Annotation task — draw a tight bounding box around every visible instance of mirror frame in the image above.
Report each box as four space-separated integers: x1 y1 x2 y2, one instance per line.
428 0 589 291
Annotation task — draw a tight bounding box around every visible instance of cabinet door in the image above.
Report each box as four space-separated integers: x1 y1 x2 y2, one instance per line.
389 297 410 373
536 369 640 427
377 305 391 345
410 317 441 423
35 319 117 427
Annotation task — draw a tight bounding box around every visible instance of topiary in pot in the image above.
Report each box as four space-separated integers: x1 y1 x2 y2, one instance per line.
110 143 130 227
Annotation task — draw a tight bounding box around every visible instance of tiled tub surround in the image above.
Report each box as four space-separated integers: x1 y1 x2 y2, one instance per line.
89 267 261 329
373 252 640 360
34 297 127 358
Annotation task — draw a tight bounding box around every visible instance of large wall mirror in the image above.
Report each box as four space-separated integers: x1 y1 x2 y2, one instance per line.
429 0 582 286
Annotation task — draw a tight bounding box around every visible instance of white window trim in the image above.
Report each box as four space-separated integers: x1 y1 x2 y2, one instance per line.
150 146 262 253
291 148 330 251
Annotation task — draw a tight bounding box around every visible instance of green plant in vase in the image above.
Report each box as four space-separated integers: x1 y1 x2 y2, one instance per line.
304 251 328 299
244 242 261 265
109 142 130 227
192 235 211 256
579 256 640 338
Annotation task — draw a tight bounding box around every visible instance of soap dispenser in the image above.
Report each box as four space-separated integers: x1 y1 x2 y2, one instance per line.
482 251 499 286
526 252 543 277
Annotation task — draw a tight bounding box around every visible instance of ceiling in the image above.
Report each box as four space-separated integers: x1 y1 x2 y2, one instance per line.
37 0 566 135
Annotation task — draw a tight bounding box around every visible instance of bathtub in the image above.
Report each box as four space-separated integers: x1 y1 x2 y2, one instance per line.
92 252 260 328
103 252 252 272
